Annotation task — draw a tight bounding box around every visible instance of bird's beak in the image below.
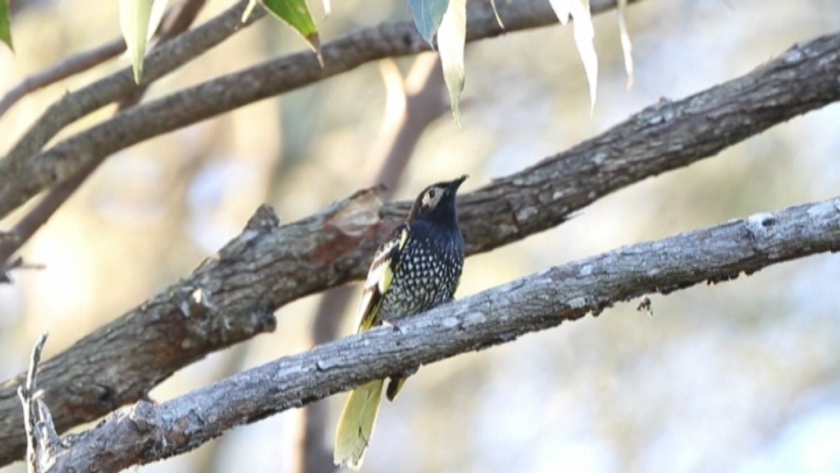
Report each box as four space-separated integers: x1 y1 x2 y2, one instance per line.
449 175 468 192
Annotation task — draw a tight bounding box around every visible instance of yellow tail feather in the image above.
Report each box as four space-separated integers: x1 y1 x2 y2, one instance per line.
334 379 385 470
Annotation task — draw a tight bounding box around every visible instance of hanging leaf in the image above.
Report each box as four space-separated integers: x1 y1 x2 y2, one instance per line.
406 0 448 47
0 0 13 52
260 0 322 66
437 0 466 126
489 0 504 30
119 0 168 83
617 0 634 89
549 0 598 113
242 0 258 22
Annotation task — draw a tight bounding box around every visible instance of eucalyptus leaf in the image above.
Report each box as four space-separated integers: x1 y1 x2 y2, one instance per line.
617 0 634 89
260 0 322 65
407 0 448 47
549 0 598 113
119 0 168 83
437 0 466 126
0 0 12 52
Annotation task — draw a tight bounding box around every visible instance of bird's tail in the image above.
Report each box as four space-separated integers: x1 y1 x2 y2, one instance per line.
334 379 385 470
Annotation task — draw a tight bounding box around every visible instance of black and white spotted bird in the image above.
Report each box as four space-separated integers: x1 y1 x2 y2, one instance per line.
333 175 468 470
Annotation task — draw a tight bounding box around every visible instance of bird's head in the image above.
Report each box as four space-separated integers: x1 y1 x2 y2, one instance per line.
407 175 468 223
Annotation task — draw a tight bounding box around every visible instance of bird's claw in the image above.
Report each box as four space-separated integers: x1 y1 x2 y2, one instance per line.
382 320 403 333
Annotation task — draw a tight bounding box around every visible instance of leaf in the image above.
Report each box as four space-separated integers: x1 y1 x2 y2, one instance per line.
437 0 466 126
406 0 448 47
617 0 634 89
242 0 258 23
489 0 504 30
119 0 168 83
549 0 598 113
0 0 12 52
260 0 322 66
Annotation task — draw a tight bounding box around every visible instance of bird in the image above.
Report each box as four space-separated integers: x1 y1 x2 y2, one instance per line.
333 175 468 470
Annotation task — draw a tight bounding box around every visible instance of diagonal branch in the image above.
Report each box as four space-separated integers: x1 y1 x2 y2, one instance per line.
0 38 126 120
0 0 629 221
30 195 840 472
0 0 208 281
0 0 263 192
0 0 206 120
0 27 838 466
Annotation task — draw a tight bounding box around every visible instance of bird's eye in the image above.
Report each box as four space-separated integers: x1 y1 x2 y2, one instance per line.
428 189 436 199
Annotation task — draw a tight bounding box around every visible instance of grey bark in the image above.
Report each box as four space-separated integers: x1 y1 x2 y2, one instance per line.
27 196 840 472
0 27 839 467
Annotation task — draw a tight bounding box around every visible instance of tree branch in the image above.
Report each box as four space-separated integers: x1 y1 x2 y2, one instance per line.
17 333 48 473
31 195 840 472
0 0 209 122
0 0 628 221
0 0 263 195
0 38 126 119
0 0 208 280
0 27 838 466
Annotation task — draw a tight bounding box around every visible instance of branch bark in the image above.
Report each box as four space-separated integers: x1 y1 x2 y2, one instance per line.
0 0 208 279
0 38 126 119
0 0 263 196
29 195 840 472
0 0 206 119
0 0 628 221
0 27 838 467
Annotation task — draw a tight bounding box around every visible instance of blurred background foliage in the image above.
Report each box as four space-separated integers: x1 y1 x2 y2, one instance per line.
1 0 840 472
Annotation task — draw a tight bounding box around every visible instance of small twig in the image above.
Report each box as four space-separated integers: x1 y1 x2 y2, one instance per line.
17 333 49 473
0 39 126 120
0 257 45 284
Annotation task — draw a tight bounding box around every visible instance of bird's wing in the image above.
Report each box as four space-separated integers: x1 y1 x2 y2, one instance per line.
353 224 410 333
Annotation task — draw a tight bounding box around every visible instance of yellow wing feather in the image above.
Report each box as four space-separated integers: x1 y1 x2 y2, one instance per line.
334 226 409 469
353 227 409 333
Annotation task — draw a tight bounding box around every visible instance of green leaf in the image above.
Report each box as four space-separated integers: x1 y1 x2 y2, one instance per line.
0 0 12 52
406 0 448 47
437 0 465 126
260 0 322 66
119 0 168 83
549 0 598 113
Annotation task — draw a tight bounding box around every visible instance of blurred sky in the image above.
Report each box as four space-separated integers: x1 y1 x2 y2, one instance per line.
1 0 840 472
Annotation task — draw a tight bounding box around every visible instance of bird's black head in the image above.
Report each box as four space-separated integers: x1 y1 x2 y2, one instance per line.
407 175 468 224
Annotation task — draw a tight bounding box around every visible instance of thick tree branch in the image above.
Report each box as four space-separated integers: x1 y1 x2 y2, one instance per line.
0 28 838 466
31 196 840 472
0 0 628 220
